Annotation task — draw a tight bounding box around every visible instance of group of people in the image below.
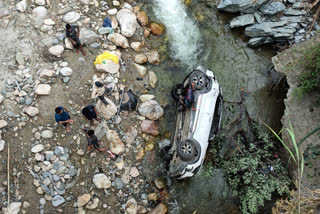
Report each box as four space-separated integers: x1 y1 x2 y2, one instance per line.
54 80 114 152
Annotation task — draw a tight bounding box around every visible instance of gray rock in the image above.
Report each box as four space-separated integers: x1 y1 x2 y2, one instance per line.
293 2 304 9
254 12 263 24
60 67 73 76
284 8 306 16
288 0 296 3
41 130 53 139
114 177 124 189
79 28 99 45
230 14 255 28
217 0 254 12
52 195 65 207
53 162 60 170
32 6 47 20
16 52 25 65
54 146 64 155
25 97 33 105
60 153 69 162
63 77 70 83
56 32 65 41
98 27 113 35
63 11 80 23
90 42 100 48
138 100 164 120
116 9 137 37
248 37 273 46
245 21 292 38
95 121 108 140
0 140 5 152
280 16 303 23
260 2 285 15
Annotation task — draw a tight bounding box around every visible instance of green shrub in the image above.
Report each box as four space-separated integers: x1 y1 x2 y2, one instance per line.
207 123 290 214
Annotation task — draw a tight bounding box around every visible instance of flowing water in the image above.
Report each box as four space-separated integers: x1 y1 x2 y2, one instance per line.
143 1 286 213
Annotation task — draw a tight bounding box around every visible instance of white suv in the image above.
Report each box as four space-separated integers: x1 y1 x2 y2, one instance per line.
167 66 223 179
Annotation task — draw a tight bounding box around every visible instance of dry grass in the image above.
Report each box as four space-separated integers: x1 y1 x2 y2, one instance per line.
273 189 320 214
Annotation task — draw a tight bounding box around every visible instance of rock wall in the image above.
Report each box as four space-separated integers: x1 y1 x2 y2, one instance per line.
217 0 319 46
272 34 320 189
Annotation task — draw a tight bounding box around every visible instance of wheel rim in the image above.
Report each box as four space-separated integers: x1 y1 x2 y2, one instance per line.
181 142 193 156
192 73 205 88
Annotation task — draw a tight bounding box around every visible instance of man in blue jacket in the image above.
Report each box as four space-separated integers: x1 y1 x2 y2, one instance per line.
55 106 73 132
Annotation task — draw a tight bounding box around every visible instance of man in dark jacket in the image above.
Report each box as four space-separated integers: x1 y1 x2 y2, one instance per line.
66 24 86 56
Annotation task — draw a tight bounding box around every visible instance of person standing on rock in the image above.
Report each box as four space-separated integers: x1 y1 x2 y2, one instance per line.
66 24 86 56
82 128 106 152
55 106 73 132
82 104 101 126
91 81 114 105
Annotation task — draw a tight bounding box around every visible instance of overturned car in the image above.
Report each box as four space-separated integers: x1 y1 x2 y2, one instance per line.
167 66 223 179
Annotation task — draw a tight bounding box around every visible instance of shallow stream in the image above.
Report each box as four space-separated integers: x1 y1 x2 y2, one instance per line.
142 0 286 213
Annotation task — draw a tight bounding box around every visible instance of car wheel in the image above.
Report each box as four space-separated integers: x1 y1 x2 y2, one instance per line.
177 139 198 161
188 71 207 90
171 84 183 101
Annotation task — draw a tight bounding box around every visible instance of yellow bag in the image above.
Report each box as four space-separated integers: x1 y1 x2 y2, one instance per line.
94 51 119 65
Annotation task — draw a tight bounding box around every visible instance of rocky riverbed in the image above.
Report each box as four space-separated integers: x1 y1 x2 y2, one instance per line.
0 0 169 213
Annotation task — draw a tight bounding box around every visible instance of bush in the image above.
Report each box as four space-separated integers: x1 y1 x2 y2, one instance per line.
207 123 290 214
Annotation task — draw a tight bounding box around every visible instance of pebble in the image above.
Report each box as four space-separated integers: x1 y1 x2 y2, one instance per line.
52 195 65 207
31 144 44 153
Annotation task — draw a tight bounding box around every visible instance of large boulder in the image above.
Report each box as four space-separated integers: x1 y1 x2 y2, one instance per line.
141 120 159 136
230 14 255 28
95 60 120 74
35 84 51 95
138 100 163 120
116 9 137 37
79 28 99 45
63 11 80 23
32 6 47 20
48 45 64 57
92 173 111 189
95 99 117 120
107 33 129 48
107 129 125 155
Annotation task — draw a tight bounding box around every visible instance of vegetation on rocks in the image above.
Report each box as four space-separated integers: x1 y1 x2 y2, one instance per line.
206 122 290 214
295 45 320 100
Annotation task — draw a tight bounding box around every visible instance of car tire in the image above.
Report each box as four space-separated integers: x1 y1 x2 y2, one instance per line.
177 139 198 161
171 84 183 101
188 70 207 90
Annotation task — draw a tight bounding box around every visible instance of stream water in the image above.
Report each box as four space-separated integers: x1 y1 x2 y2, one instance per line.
142 0 286 213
